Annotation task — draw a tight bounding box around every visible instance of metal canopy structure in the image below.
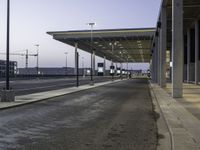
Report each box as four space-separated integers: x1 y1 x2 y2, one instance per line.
47 28 155 63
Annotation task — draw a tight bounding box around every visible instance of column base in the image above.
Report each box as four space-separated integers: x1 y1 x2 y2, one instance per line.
172 88 183 98
1 90 15 102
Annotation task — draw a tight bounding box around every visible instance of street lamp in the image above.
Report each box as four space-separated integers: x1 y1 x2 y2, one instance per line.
87 22 95 85
1 0 15 102
127 56 130 78
119 51 123 79
6 0 10 90
65 52 68 75
82 57 85 76
109 42 117 66
35 44 39 75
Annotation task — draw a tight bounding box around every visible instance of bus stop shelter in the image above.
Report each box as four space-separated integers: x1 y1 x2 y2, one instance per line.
47 28 155 75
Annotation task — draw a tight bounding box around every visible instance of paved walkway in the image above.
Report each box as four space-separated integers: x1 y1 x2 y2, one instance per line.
150 82 200 150
0 79 123 110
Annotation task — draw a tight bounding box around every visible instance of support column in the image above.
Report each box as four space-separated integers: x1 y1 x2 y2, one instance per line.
154 39 158 83
187 29 191 83
159 33 161 85
156 34 160 84
172 0 183 98
92 50 95 76
74 42 78 75
151 47 156 82
120 63 122 79
160 5 167 87
195 20 199 84
104 56 106 76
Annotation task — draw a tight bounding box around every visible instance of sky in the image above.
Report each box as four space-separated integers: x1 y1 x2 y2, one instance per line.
0 0 161 70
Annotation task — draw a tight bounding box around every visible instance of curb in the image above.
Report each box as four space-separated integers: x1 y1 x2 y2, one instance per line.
148 82 173 150
0 79 125 110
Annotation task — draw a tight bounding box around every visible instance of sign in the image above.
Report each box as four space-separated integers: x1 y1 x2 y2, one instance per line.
117 67 121 75
110 66 115 75
98 63 104 76
122 69 125 75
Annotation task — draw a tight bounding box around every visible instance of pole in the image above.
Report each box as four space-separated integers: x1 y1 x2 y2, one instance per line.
111 44 114 66
65 52 68 75
37 47 39 75
90 25 93 84
76 52 79 87
87 23 95 85
35 44 39 75
6 0 10 90
120 52 123 79
25 49 28 68
127 58 128 78
82 57 84 76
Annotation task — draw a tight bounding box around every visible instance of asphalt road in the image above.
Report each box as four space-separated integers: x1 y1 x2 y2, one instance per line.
0 78 157 150
0 76 118 96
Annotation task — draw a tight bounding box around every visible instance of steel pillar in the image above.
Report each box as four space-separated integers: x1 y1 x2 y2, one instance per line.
92 50 95 76
74 42 78 75
104 56 106 76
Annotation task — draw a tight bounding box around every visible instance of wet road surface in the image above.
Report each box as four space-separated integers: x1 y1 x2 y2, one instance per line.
0 78 157 150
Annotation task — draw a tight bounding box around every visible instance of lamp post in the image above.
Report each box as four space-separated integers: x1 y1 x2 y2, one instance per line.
6 0 10 90
35 44 39 75
109 42 117 66
127 56 130 78
87 23 95 85
109 42 117 80
119 51 123 79
1 0 15 102
65 52 68 75
127 58 128 71
82 57 85 76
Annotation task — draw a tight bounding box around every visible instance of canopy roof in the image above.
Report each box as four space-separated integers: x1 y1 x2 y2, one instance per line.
47 28 155 63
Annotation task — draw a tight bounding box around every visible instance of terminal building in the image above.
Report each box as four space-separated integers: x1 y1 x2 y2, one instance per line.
150 0 200 98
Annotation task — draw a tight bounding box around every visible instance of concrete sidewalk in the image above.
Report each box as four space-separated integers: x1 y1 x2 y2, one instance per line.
0 79 123 110
150 83 200 150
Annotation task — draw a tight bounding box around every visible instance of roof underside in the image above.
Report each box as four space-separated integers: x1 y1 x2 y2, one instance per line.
47 28 155 63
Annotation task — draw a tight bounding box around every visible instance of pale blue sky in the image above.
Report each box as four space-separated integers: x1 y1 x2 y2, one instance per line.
0 0 161 70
